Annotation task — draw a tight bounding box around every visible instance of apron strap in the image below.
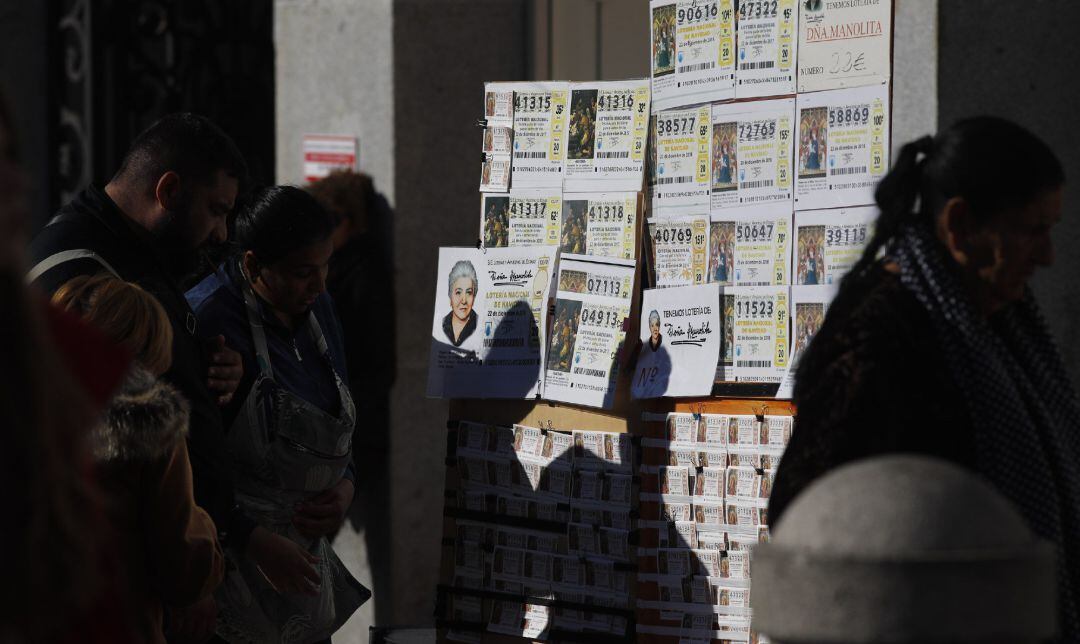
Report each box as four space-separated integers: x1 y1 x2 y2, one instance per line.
306 313 355 424
238 261 276 380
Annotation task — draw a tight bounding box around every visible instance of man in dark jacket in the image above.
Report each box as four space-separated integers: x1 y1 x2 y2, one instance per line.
27 113 251 640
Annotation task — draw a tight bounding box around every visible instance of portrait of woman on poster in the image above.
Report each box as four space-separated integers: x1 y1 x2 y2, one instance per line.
443 260 479 347
648 310 663 350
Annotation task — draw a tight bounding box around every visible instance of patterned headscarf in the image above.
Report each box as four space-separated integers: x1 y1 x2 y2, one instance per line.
892 222 1080 638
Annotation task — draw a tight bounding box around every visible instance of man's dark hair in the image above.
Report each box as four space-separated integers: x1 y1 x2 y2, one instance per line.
113 112 248 192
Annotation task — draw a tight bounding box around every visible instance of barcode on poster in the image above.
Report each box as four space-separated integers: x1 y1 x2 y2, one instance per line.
739 179 774 189
739 61 775 70
597 151 630 159
657 176 693 185
514 151 548 159
679 62 716 73
736 360 772 368
574 368 606 377
831 166 867 176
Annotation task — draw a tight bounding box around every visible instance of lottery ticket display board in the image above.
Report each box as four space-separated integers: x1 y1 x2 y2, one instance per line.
437 1 896 641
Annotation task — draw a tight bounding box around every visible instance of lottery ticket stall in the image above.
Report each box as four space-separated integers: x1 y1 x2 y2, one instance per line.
429 1 894 642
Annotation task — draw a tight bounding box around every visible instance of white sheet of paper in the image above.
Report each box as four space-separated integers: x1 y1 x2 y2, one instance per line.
554 258 635 302
710 99 795 217
730 285 790 383
794 206 876 285
427 246 556 399
794 83 890 211
790 284 838 367
480 190 563 248
735 0 798 98
777 283 833 399
797 0 892 92
544 260 635 409
633 283 722 398
651 105 713 214
509 81 569 189
563 80 651 192
731 210 792 286
559 192 639 265
650 215 710 287
716 289 735 381
649 0 736 111
480 82 516 193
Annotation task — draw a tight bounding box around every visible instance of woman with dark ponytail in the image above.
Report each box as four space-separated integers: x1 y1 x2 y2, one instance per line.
186 186 369 642
769 117 1080 637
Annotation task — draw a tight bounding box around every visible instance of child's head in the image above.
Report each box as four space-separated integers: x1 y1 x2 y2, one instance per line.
52 274 173 375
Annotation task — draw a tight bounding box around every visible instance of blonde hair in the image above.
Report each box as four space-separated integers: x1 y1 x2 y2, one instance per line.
52 274 174 375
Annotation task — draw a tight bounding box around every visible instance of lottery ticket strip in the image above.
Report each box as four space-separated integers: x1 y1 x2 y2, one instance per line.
439 1 894 641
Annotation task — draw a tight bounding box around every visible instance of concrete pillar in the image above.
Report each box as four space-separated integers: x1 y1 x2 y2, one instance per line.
390 0 528 623
274 0 395 199
892 0 938 153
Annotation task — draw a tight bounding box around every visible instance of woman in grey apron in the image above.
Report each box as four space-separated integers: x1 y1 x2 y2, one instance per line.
186 186 369 643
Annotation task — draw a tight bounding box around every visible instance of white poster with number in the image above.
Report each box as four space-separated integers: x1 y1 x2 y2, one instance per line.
795 83 890 211
777 283 838 398
791 284 838 367
480 82 516 193
650 215 710 288
730 285 789 383
545 260 635 409
480 190 563 249
710 98 794 217
735 0 798 98
651 105 713 214
794 206 876 285
732 210 792 286
563 80 651 192
559 192 639 265
427 246 557 399
649 0 737 111
633 284 722 399
797 0 892 93
509 82 570 189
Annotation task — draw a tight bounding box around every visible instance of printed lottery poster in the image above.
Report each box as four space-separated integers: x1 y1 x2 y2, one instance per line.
632 284 722 399
545 260 635 409
427 246 557 399
730 285 789 383
795 82 890 211
560 192 639 265
794 206 876 285
483 82 515 128
481 82 515 193
791 284 838 367
651 105 712 214
511 81 570 189
716 289 734 381
735 0 798 98
649 0 736 112
650 215 710 288
709 99 794 217
563 80 651 192
732 211 792 286
798 0 892 93
480 190 563 248
777 284 837 398
480 156 511 193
